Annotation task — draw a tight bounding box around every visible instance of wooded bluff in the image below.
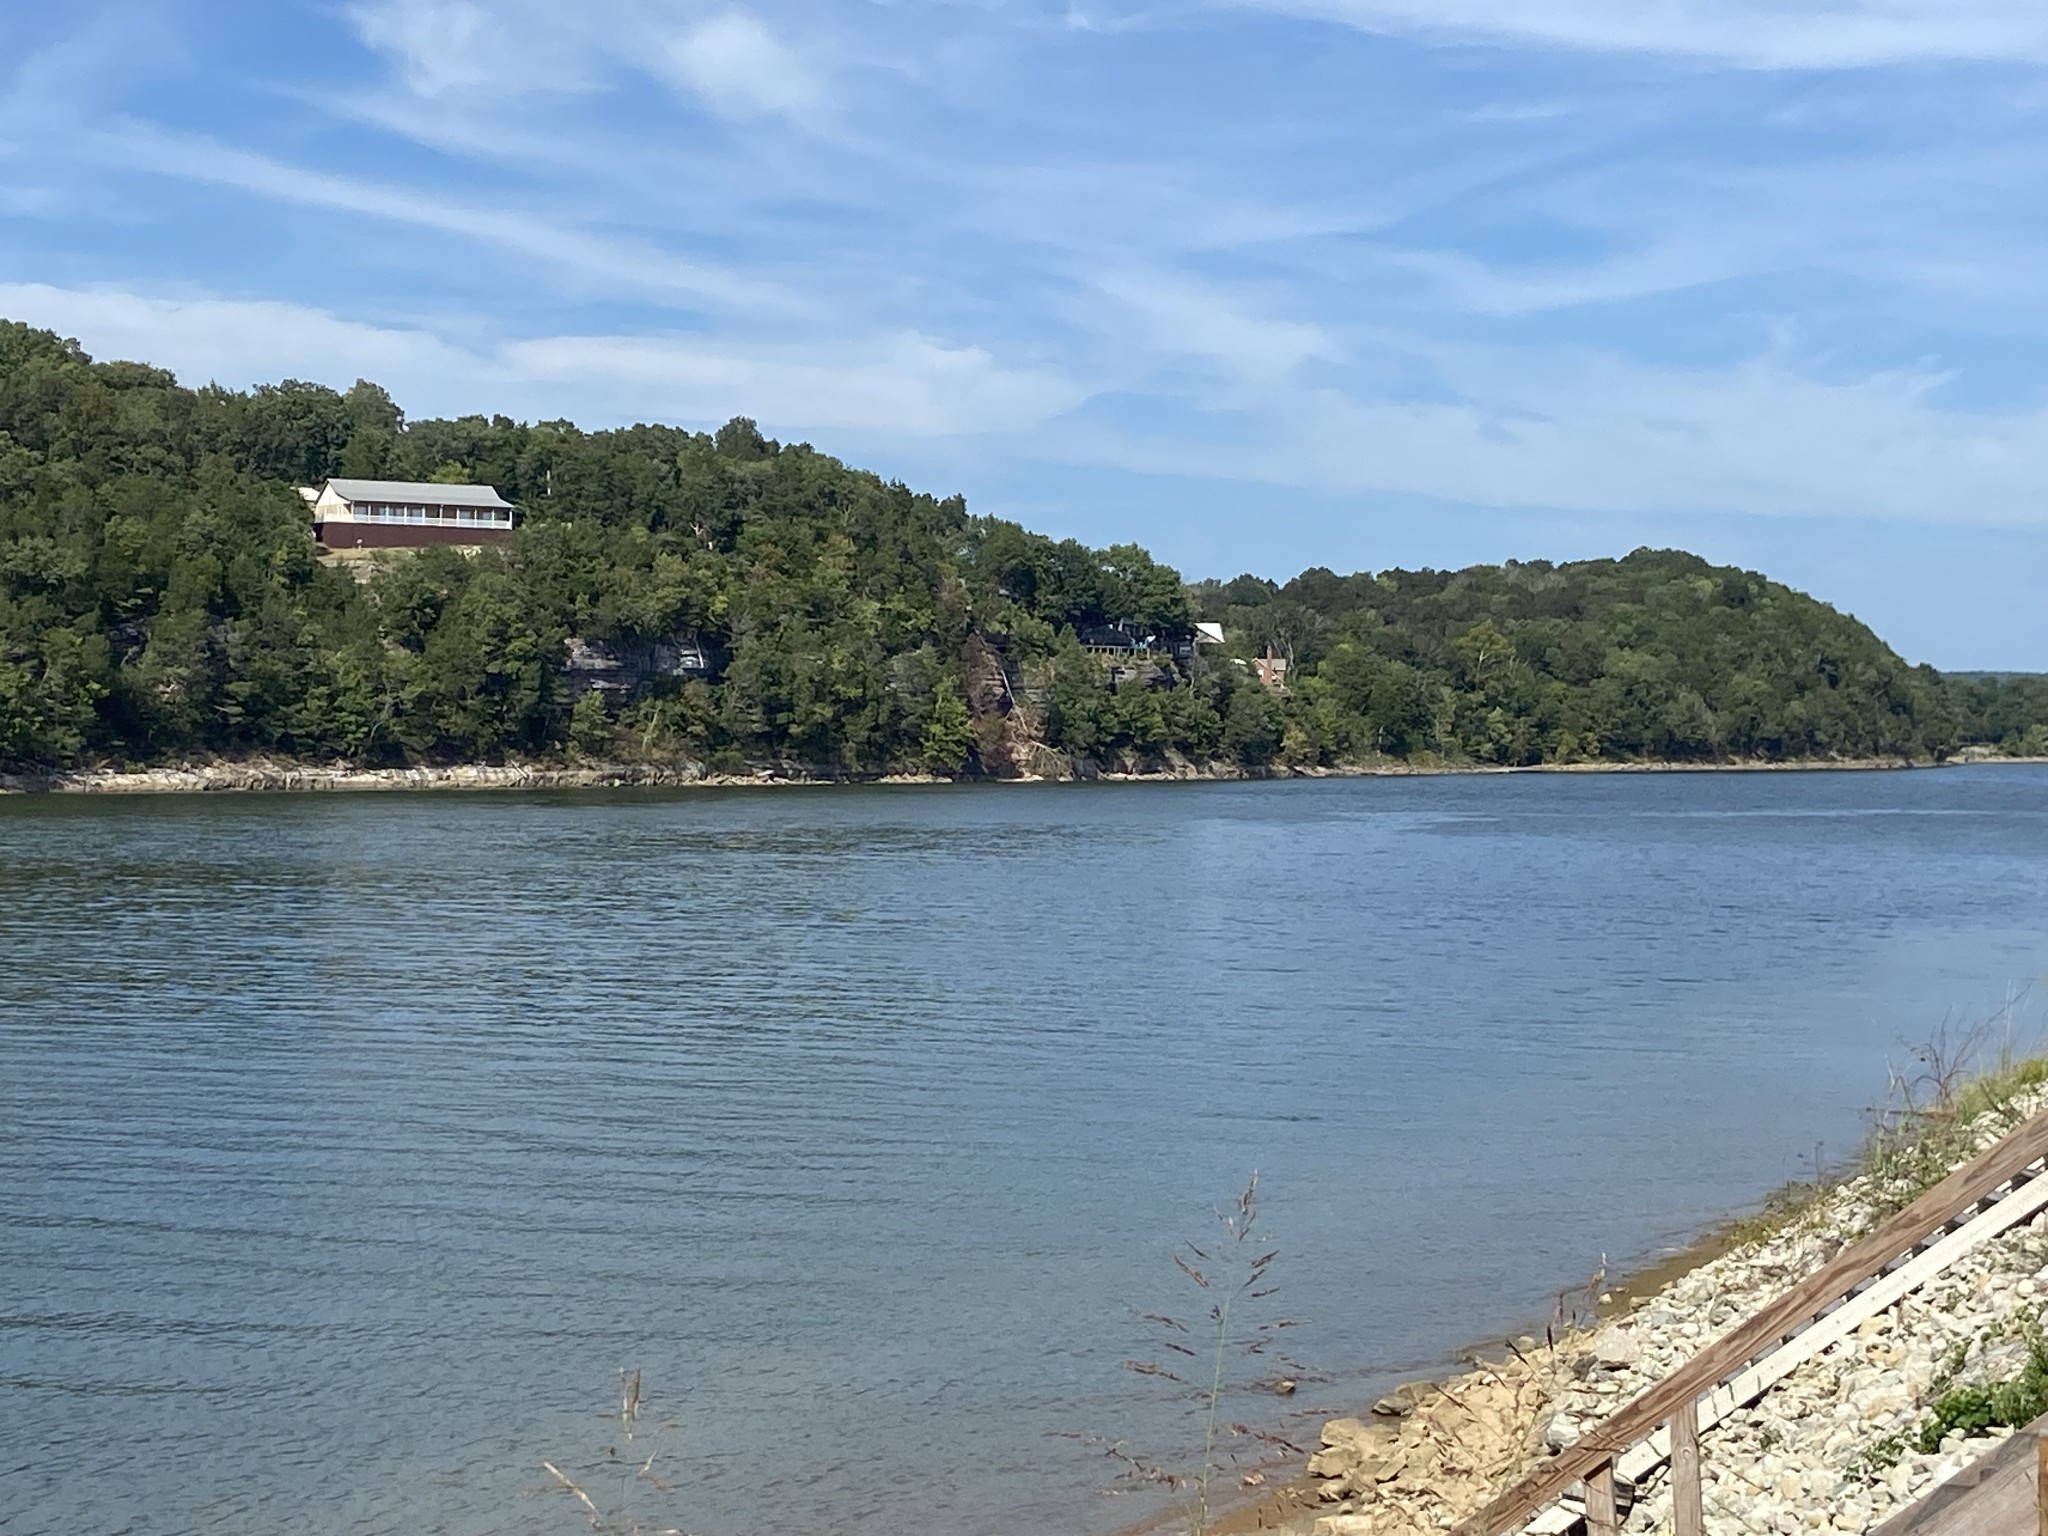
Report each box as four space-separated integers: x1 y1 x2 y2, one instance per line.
1 321 2042 777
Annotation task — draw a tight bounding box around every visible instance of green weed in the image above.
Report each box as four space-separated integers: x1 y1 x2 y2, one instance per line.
1913 1329 2048 1454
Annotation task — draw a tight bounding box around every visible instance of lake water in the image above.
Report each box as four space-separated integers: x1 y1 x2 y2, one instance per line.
3 768 2046 1536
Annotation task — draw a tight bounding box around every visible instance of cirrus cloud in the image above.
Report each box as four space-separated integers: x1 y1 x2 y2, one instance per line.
346 0 831 123
658 10 827 123
1237 0 2048 69
0 283 1082 440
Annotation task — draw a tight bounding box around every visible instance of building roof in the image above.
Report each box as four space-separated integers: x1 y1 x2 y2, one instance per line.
1079 624 1149 650
322 478 513 509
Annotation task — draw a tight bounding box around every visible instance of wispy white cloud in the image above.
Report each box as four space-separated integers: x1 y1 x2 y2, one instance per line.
510 330 1078 434
347 0 834 124
345 0 620 97
1063 334 2048 527
347 0 556 97
657 10 828 123
1237 0 2048 69
102 127 791 314
1085 271 1340 384
1366 132 2048 323
15 280 2048 533
0 2 183 135
0 283 1081 438
0 283 470 393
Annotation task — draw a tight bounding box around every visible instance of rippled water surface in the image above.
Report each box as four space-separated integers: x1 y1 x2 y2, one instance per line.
4 769 2047 1536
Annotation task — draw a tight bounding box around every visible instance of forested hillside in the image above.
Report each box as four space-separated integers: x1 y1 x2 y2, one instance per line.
1191 564 2047 765
0 321 2040 776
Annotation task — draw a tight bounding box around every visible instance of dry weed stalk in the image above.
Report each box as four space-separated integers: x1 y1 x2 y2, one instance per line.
1854 988 2048 1223
1543 1258 1607 1353
543 1461 605 1529
1118 1171 1306 1536
537 1369 687 1536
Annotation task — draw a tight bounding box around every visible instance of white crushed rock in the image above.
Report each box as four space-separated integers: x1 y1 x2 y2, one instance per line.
1311 1088 2048 1536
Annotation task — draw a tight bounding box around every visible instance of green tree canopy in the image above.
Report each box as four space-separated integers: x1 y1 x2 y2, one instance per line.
0 320 2037 777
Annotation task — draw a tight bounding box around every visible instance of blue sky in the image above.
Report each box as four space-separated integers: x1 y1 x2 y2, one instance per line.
3 2 2047 666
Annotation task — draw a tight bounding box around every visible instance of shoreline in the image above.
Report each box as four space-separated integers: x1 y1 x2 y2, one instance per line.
3 751 2042 797
1110 1214 1754 1536
1278 1072 2048 1536
1127 1080 2048 1536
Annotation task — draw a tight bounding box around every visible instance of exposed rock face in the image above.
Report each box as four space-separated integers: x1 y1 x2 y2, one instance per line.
1307 1090 2048 1536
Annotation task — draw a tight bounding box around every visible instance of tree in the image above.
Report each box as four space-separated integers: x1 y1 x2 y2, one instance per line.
713 416 774 461
919 688 974 774
567 689 613 757
1223 684 1282 765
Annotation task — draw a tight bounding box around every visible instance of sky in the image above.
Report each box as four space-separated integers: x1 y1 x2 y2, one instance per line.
1 2 2045 667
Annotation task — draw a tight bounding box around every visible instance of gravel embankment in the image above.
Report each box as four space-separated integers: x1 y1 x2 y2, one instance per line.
1307 1090 2048 1535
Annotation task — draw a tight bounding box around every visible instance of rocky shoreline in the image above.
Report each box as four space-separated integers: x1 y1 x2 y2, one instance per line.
0 760 863 795
4 751 2038 797
0 757 1261 795
1297 1083 2048 1536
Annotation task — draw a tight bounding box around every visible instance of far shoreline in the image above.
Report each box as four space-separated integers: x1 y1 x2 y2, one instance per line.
2 751 2043 797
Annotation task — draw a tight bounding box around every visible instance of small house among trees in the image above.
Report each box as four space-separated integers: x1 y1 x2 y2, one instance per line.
1251 652 1291 691
301 478 515 548
1078 624 1154 655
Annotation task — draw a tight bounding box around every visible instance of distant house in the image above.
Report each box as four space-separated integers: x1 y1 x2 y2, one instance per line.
1251 652 1291 691
301 478 516 548
1166 621 1224 664
1079 624 1151 655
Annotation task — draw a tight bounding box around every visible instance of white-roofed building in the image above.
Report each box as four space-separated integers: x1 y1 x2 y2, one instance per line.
301 479 516 549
